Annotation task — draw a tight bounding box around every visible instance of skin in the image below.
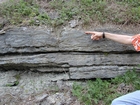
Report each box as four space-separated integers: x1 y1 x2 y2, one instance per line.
85 31 133 45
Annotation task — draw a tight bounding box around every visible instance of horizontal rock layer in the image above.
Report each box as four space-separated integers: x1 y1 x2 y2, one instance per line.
0 28 135 54
0 28 139 79
0 53 139 79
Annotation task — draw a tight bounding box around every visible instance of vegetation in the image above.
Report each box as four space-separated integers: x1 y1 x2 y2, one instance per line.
0 0 140 27
5 74 20 87
72 70 140 105
0 0 49 26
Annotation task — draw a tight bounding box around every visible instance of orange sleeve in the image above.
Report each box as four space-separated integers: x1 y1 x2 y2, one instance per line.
132 34 140 51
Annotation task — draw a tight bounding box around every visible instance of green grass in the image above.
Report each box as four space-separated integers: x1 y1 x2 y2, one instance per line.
72 70 140 105
0 0 50 26
0 0 140 26
48 0 140 26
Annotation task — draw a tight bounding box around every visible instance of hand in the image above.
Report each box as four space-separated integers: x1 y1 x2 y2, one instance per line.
85 31 103 40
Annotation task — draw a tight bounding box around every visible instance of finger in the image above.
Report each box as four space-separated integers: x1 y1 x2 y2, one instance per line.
91 35 97 39
93 36 100 40
92 36 98 40
96 38 100 40
93 37 98 40
91 35 94 40
85 31 95 35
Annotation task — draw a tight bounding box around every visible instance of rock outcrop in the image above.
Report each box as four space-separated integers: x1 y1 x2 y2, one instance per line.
0 27 139 79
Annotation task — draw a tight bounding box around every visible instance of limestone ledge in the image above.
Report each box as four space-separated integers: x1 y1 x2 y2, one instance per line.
0 53 140 79
0 28 134 54
0 27 139 79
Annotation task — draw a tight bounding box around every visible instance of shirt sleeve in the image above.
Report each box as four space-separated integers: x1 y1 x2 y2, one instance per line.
131 34 140 51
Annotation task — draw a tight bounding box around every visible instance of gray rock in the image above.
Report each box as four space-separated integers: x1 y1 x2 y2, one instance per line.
69 66 138 79
34 93 48 102
0 29 5 35
0 26 139 104
59 30 134 52
46 96 56 105
43 92 74 105
0 28 135 54
0 70 77 105
0 28 59 54
69 20 79 28
0 27 138 80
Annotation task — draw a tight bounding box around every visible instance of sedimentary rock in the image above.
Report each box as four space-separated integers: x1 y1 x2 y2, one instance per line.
0 27 138 79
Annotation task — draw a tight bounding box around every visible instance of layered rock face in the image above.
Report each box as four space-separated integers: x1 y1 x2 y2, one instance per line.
0 27 139 79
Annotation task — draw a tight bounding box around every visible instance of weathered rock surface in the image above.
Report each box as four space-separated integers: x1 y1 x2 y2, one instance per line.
0 27 139 104
0 70 77 105
0 27 139 79
0 53 140 79
0 27 135 54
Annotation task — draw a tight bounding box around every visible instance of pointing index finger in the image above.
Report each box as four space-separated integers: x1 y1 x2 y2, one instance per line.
85 31 95 35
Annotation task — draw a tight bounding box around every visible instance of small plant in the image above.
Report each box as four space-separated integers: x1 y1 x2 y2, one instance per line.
5 74 21 87
72 70 140 105
5 80 19 87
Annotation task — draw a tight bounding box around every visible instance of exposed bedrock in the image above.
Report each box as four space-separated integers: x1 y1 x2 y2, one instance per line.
0 27 139 79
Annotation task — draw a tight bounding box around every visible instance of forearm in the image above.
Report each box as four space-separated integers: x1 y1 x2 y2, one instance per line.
105 32 133 45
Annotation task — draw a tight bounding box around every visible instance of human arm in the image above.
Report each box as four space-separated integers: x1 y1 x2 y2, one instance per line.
85 31 133 45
